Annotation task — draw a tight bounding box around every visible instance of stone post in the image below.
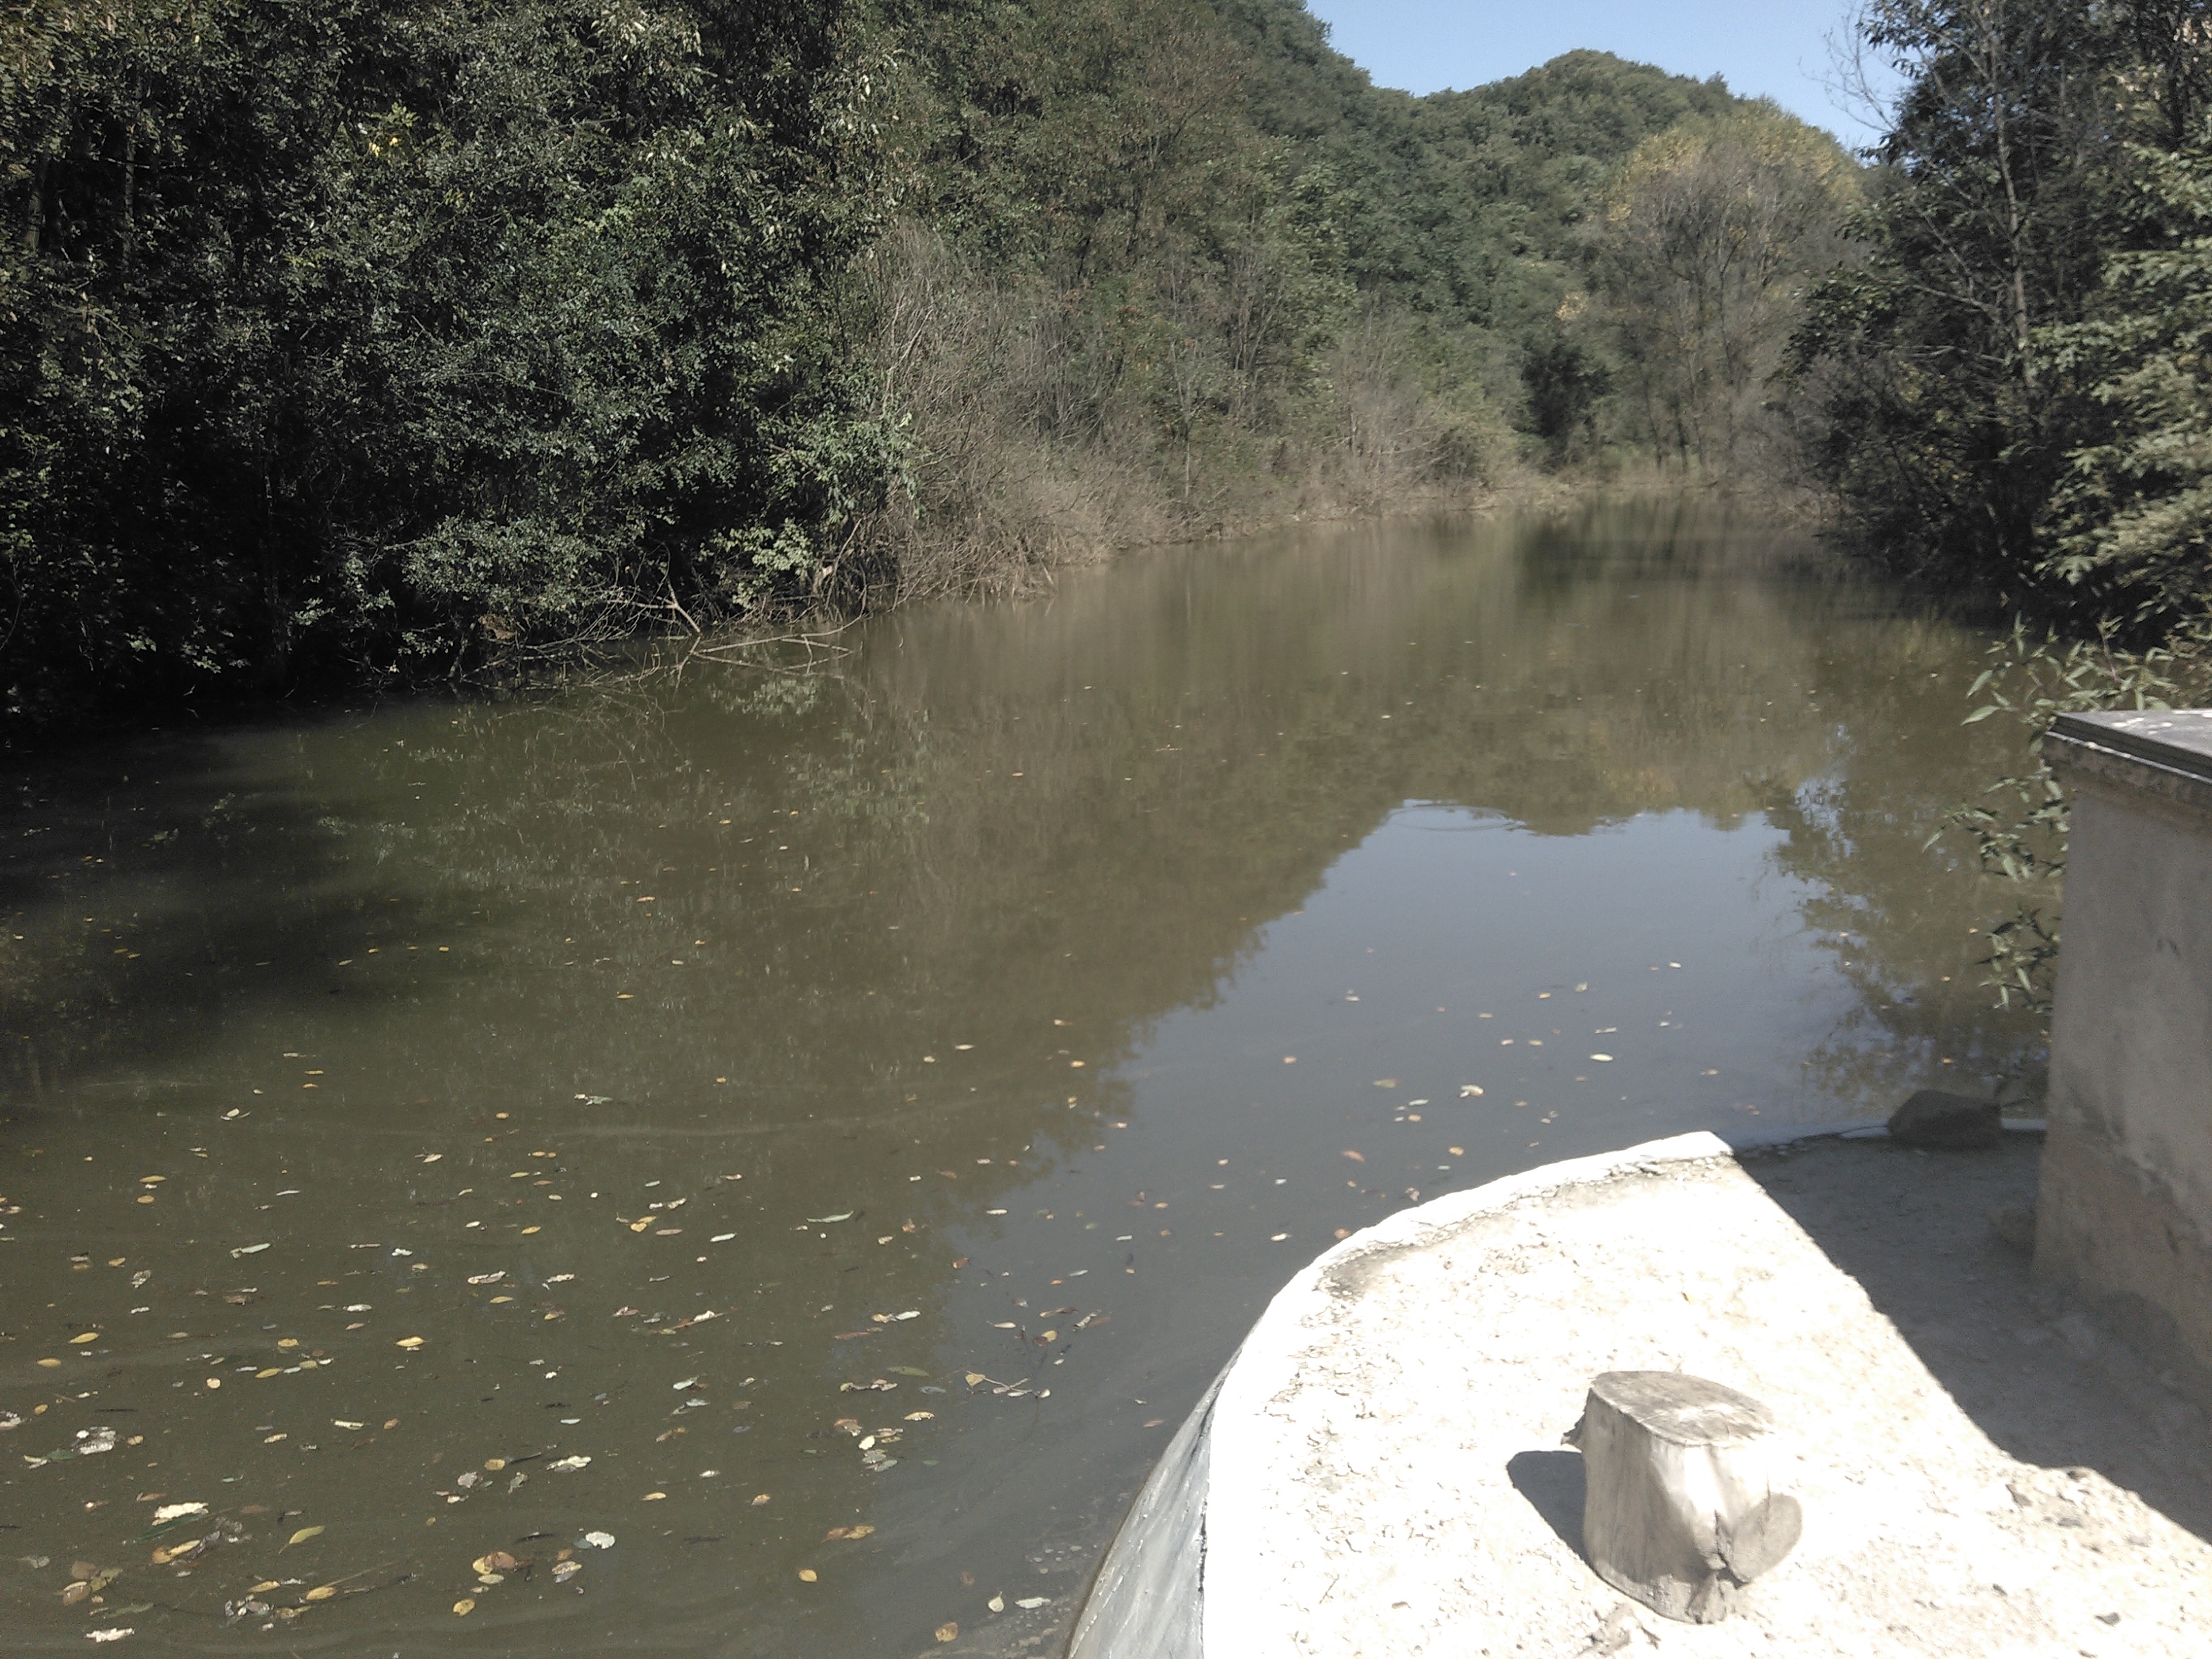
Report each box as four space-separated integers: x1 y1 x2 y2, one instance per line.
2040 710 2212 1404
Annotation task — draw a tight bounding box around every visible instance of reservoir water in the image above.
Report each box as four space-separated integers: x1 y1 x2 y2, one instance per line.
0 504 2043 1654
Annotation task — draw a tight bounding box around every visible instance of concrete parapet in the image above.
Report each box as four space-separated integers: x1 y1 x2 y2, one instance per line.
2042 709 2212 1405
1067 1130 2212 1658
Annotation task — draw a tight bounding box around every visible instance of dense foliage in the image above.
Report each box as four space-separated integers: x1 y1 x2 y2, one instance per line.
3 0 889 729
3 0 1852 733
1793 0 2212 634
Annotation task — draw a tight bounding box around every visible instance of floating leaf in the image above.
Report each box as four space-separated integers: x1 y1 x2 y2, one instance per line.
935 1623 959 1643
70 1331 100 1345
797 1568 817 1582
230 1244 270 1257
547 1455 590 1472
805 1212 854 1224
285 1526 324 1548
1015 1597 1048 1609
988 1593 1004 1613
451 1598 475 1616
151 1503 205 1524
552 1559 583 1583
301 1585 337 1602
83 1629 135 1644
579 1532 615 1549
248 1582 280 1595
395 1337 424 1351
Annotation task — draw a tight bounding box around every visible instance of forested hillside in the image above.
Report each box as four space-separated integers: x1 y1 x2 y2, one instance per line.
6 0 2210 738
0 0 1851 730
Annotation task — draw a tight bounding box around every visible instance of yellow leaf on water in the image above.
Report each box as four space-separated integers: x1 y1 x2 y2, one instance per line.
302 1585 336 1602
629 1219 650 1233
797 1568 817 1582
451 1598 475 1616
964 1372 985 1387
249 1581 280 1594
285 1526 324 1548
70 1331 100 1344
395 1337 424 1350
37 1358 61 1368
521 1226 541 1235
751 1493 770 1506
843 1524 875 1539
483 1458 507 1472
935 1622 959 1643
642 1492 666 1501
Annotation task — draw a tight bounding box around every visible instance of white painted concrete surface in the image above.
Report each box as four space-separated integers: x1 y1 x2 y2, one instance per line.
1071 1130 2212 1658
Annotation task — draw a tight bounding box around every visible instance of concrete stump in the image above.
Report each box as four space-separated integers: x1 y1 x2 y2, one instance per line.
1573 1371 1801 1624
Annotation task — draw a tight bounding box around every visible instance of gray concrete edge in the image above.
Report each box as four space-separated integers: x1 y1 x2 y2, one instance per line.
1060 1119 2052 1656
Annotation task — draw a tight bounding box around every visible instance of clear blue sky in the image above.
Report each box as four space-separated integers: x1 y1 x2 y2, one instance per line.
1299 0 1896 145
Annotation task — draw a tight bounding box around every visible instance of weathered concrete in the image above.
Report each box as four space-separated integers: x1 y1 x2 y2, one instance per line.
1070 1130 2212 1659
2043 709 2212 1405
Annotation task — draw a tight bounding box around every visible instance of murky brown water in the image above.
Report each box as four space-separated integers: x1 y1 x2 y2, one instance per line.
0 503 2043 1655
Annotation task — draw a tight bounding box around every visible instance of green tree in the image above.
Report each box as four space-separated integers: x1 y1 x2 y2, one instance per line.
1792 0 2136 594
1595 103 1858 474
2038 128 2212 628
1 0 886 731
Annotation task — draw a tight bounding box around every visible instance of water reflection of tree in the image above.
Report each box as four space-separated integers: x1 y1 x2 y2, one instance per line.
4 503 2051 1141
1758 634 2049 1109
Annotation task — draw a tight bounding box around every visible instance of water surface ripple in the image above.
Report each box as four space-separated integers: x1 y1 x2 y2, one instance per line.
0 505 2041 1654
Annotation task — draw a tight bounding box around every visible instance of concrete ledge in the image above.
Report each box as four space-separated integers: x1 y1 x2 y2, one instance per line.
2041 706 2212 1403
2047 709 2212 819
1071 1132 2212 1658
